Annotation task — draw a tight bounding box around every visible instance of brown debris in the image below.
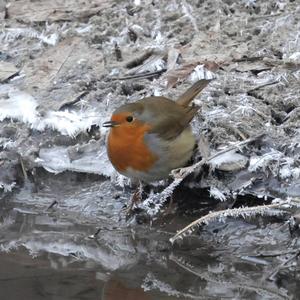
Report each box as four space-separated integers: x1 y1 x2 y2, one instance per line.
21 37 104 111
166 61 219 88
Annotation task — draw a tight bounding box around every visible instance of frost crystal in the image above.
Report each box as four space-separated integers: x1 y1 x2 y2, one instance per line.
140 178 182 216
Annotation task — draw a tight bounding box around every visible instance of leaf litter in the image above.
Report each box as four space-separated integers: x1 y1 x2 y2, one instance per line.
1 0 300 298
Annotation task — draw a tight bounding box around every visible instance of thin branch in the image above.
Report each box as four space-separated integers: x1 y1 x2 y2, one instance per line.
110 68 167 81
18 155 28 181
247 80 280 93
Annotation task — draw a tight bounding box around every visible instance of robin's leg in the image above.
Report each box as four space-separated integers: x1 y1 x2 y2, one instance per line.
126 181 143 214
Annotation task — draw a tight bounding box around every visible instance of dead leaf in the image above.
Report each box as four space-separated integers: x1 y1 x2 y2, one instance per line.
166 61 219 88
166 63 198 88
125 52 167 75
0 61 19 82
167 48 181 71
22 37 104 111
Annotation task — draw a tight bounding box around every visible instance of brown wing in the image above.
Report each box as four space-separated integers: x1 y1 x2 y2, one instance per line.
140 97 198 140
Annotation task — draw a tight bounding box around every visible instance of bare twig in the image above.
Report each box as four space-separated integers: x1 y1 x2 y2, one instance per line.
110 69 167 81
114 42 122 62
46 200 58 211
255 249 300 258
52 45 74 80
247 80 280 93
88 228 101 239
125 50 154 69
18 155 28 181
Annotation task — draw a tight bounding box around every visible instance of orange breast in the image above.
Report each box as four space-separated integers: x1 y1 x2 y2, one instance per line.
107 122 158 173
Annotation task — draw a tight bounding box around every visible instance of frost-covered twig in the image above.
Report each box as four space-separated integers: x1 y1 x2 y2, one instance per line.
0 28 58 46
172 133 265 179
139 178 183 216
170 203 286 244
142 272 201 299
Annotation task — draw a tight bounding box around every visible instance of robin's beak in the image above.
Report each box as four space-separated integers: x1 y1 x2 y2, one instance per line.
102 120 119 128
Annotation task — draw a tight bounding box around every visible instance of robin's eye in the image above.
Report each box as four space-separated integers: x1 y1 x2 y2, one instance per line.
126 116 133 122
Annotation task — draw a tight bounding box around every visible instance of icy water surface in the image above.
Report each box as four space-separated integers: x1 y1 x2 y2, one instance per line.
0 171 299 300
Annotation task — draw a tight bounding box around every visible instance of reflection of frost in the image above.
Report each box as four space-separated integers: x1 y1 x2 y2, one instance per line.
170 253 290 299
1 232 138 271
142 272 200 299
0 216 14 229
207 263 225 274
0 240 20 252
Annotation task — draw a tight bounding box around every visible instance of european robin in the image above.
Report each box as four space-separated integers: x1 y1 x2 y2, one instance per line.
103 79 211 183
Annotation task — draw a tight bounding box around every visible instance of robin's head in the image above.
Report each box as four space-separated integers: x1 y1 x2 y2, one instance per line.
103 103 145 130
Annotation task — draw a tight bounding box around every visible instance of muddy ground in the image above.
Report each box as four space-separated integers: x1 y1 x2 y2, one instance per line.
0 0 300 299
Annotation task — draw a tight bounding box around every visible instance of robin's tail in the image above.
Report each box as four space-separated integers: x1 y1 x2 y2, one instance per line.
176 79 212 107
